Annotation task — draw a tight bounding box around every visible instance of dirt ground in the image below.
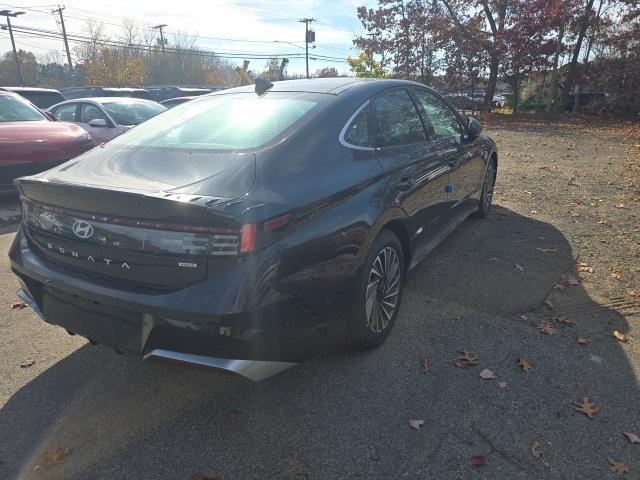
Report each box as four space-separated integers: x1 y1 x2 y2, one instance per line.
0 114 639 480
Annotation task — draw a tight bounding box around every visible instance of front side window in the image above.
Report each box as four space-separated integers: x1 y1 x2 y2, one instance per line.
373 89 427 147
109 94 318 151
52 103 78 122
80 103 109 123
102 101 166 127
414 89 462 139
343 103 373 148
0 95 46 122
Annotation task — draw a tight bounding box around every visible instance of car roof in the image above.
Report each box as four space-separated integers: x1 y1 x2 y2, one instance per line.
214 78 428 97
2 86 63 93
54 97 157 105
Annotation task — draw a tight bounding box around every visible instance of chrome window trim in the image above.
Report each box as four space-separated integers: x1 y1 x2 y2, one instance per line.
338 100 375 151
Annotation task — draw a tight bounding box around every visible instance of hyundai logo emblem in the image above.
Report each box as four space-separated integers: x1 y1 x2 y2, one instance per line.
72 220 94 239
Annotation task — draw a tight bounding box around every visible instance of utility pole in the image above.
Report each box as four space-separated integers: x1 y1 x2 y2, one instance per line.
0 10 25 85
299 18 315 79
53 6 73 75
153 24 167 54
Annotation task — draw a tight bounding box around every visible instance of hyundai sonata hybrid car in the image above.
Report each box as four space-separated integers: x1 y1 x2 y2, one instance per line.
10 78 497 381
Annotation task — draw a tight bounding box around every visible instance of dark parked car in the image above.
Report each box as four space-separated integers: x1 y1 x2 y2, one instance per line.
62 87 152 101
4 87 66 109
0 89 94 194
48 98 167 143
149 86 215 102
160 96 197 108
10 78 497 381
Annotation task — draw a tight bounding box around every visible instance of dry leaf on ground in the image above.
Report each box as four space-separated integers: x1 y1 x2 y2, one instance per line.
553 281 567 290
610 267 623 281
613 330 628 343
479 368 496 380
420 359 430 374
608 459 630 475
623 432 640 444
20 358 35 368
517 357 532 372
577 262 594 273
629 290 639 298
553 316 576 327
573 396 599 419
536 320 556 335
543 299 554 309
409 419 424 430
515 264 525 271
40 447 70 468
577 337 592 345
454 350 479 368
469 455 485 466
10 302 28 310
531 441 542 458
566 273 583 285
497 381 507 388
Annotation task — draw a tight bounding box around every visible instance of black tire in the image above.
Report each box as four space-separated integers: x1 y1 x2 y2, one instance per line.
472 158 496 218
346 229 405 349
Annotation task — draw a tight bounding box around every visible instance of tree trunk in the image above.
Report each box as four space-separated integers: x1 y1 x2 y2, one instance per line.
512 68 521 113
484 49 499 110
547 0 569 112
558 0 596 113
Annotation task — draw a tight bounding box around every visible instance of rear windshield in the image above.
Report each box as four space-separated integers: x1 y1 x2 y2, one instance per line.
102 101 166 126
109 93 319 151
0 95 46 122
19 91 65 109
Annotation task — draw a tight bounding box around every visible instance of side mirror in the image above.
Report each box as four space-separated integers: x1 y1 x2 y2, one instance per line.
88 118 108 128
44 111 56 121
466 117 482 139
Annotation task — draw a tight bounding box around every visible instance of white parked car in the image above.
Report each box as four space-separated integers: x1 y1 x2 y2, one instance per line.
48 97 166 143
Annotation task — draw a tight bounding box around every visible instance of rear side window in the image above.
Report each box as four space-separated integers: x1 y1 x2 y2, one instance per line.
373 89 427 147
343 103 373 148
22 92 64 109
110 94 318 151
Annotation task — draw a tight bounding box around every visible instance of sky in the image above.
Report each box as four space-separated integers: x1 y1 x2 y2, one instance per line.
0 0 375 76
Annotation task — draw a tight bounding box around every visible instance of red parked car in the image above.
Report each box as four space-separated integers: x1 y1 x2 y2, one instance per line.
0 88 94 194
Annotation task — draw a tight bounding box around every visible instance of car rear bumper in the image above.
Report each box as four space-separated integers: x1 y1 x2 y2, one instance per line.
10 226 332 380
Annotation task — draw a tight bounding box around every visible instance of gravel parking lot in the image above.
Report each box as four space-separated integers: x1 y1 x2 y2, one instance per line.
1 115 638 480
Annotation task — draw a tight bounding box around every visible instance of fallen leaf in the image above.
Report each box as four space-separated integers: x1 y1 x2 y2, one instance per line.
469 455 485 466
409 419 424 430
552 281 567 291
629 290 639 298
536 320 556 336
454 350 479 368
576 262 594 273
553 316 576 327
420 359 430 374
10 302 28 310
608 459 630 475
479 368 496 380
543 299 554 309
514 264 525 271
517 357 532 372
610 267 623 281
42 447 70 467
519 314 529 321
531 440 542 458
20 358 35 368
497 381 507 388
573 396 599 419
613 330 628 343
623 432 640 444
577 337 592 345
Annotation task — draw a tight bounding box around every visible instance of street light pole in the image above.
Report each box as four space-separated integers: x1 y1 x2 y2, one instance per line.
299 18 315 79
153 24 168 54
0 10 25 85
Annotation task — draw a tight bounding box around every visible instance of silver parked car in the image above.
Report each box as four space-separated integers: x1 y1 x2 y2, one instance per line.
48 97 166 143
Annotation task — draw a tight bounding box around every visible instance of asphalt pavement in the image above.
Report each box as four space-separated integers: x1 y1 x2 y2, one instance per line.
0 122 638 479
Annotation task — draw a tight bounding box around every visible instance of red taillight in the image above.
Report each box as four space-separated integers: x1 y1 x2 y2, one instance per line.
240 224 257 253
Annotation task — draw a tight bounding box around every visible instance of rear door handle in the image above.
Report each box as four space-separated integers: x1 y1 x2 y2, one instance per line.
397 177 412 191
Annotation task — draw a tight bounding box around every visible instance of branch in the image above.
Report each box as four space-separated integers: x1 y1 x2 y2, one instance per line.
440 0 493 51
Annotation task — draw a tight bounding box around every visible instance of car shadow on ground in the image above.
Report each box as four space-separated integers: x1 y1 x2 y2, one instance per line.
1 205 637 480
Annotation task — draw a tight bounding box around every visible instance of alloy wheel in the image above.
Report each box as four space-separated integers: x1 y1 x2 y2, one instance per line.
483 162 496 210
365 246 401 334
